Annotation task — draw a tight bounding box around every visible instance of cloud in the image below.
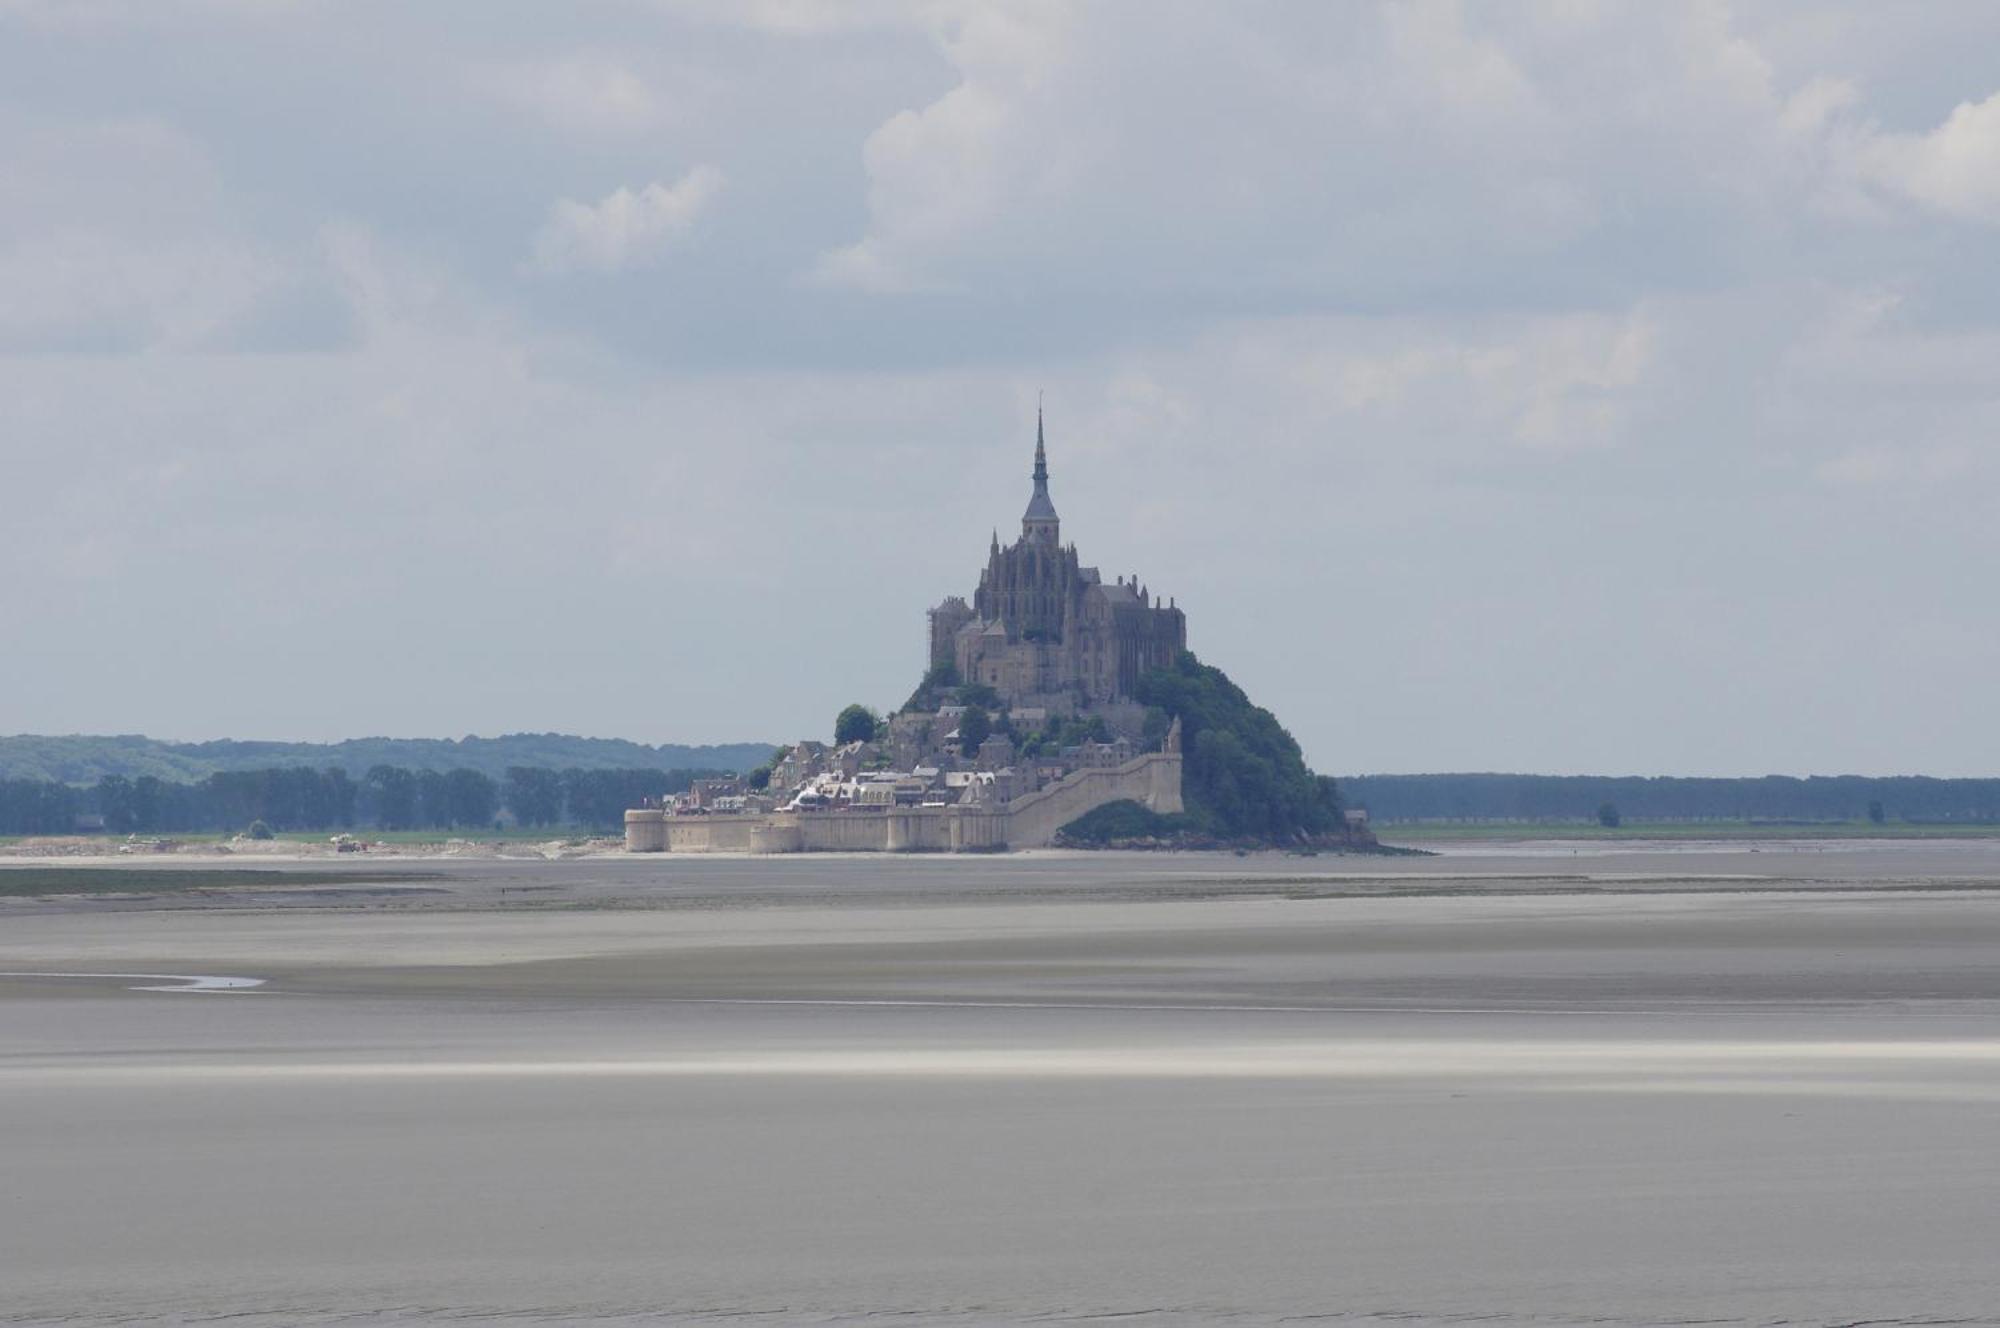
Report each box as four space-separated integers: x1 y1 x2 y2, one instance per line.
807 3 2000 316
1855 89 2000 224
476 54 669 136
1816 442 1979 491
532 165 724 273
8 1 2000 772
655 0 921 37
0 232 282 352
812 5 1818 301
1190 308 1660 464
1779 74 1858 139
0 114 338 352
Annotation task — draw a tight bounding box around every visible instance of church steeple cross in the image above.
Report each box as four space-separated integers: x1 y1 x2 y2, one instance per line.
1021 398 1060 545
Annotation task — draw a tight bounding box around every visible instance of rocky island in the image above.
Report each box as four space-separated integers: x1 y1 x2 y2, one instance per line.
627 411 1365 853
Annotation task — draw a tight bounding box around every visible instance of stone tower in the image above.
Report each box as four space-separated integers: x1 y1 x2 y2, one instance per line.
1021 406 1060 547
927 596 973 672
926 408 1188 720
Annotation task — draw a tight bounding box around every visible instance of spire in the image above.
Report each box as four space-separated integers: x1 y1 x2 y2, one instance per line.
1021 398 1059 544
1034 396 1047 486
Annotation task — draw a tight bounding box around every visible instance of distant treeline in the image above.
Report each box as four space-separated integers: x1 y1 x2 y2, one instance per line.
0 766 721 836
1343 773 2000 824
0 733 777 785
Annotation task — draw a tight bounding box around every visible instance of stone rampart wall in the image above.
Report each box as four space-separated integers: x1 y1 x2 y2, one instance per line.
666 816 757 852
1001 750 1184 846
625 751 1180 853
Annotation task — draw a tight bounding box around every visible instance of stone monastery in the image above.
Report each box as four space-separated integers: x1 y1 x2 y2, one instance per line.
928 408 1187 726
626 411 1186 853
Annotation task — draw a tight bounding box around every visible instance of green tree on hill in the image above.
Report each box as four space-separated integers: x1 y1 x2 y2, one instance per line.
1134 651 1342 842
745 746 789 792
834 704 883 746
901 662 960 714
958 705 991 757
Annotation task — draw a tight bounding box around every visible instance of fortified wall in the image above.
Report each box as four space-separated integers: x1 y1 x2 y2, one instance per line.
625 749 1181 854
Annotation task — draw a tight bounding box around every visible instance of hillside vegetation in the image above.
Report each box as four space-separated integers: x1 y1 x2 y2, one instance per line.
0 733 776 785
1137 652 1345 841
1062 652 1345 846
1343 772 2000 825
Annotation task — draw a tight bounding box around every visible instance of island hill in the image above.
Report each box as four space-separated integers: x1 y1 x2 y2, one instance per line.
626 413 1361 854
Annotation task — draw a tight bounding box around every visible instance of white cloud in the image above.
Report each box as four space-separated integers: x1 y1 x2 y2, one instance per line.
812 6 1688 296
807 4 2000 308
532 165 724 273
1855 89 2000 224
0 115 318 351
477 54 669 135
815 5 1074 292
1202 308 1664 470
655 0 921 37
1779 74 1858 139
812 5 1824 298
1500 317 1656 452
0 232 281 351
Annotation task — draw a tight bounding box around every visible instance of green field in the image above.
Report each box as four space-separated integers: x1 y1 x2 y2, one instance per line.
1375 819 2000 843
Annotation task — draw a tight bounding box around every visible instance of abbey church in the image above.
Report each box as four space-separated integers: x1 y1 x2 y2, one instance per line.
625 409 1191 852
926 411 1187 730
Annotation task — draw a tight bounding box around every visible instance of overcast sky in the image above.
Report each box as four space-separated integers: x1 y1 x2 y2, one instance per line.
4 1 2000 776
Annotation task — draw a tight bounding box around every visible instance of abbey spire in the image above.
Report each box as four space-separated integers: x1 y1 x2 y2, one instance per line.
1021 403 1061 546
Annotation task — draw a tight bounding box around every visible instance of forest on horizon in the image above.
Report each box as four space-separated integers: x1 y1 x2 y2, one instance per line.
1345 772 2000 825
0 733 776 786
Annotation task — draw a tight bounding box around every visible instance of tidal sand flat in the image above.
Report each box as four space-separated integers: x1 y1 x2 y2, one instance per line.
4 845 2000 1325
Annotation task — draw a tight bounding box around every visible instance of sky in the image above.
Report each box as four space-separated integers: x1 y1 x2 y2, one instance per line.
4 1 2000 777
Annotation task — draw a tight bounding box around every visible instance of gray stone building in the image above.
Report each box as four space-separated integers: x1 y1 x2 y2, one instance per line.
927 412 1187 722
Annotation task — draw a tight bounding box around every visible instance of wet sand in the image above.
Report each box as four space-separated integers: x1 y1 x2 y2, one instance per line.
4 845 2000 1325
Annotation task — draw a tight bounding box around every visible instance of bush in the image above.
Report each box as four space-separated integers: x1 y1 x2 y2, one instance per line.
246 819 274 840
1019 713 1110 758
900 662 961 714
1056 799 1184 844
957 682 1001 710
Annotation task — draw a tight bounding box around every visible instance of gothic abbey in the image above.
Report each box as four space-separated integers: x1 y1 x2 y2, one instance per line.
925 411 1187 732
624 409 1190 852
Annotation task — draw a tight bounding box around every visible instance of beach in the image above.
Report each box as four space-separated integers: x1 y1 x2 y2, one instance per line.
4 843 2000 1325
